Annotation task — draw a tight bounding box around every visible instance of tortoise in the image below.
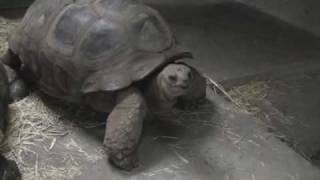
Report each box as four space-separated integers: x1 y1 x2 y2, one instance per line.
1 0 207 170
0 62 26 180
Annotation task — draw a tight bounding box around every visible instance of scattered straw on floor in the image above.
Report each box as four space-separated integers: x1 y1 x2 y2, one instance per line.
227 80 270 113
0 94 70 179
0 93 216 179
0 93 104 180
0 17 18 54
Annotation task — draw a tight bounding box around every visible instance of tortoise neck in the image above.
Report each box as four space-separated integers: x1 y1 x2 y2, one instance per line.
145 75 177 111
156 74 177 102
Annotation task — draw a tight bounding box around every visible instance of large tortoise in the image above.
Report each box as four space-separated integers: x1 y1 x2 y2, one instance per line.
2 0 207 170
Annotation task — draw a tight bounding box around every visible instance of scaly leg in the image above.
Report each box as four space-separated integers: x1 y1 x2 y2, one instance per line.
103 87 147 171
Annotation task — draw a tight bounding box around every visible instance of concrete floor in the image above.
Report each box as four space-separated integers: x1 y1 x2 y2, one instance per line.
39 93 320 180
1 1 320 180
245 71 320 160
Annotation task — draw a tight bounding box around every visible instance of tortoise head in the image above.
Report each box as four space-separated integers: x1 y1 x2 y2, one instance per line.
158 63 195 99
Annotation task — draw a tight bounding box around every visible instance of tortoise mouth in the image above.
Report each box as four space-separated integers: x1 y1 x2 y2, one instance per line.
179 84 190 90
169 83 190 91
165 81 190 97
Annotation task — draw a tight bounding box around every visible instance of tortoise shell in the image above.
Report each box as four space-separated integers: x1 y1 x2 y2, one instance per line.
9 0 192 102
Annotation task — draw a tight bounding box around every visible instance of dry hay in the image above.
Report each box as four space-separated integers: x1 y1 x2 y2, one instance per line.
0 93 105 180
0 17 18 54
227 80 270 114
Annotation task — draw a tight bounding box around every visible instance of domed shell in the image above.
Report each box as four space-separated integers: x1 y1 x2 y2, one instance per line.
9 0 192 101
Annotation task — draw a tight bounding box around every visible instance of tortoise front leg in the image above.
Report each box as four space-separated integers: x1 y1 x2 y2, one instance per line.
104 87 147 171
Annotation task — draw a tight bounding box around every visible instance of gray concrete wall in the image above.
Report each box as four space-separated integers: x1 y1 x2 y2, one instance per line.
143 0 320 36
236 0 320 36
3 0 320 36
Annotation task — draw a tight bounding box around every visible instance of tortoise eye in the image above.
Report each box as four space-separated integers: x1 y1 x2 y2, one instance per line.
169 75 177 82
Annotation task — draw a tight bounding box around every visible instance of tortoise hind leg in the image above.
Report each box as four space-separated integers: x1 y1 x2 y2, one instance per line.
103 87 147 171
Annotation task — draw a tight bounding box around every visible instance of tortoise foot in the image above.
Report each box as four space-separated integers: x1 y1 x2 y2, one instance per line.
109 153 139 171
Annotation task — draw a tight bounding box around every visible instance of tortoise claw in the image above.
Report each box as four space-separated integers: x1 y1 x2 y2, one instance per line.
109 153 139 171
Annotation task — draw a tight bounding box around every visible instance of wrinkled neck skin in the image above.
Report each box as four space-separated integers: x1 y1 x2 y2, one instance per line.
145 74 177 114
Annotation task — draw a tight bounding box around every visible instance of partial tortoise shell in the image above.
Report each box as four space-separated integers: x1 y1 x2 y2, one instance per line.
9 0 192 101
